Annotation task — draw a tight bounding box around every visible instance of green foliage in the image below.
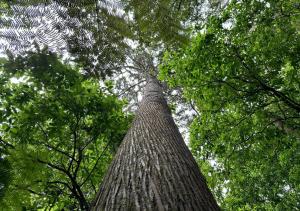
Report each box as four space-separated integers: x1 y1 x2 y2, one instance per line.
122 0 228 49
61 0 131 78
160 0 300 209
0 0 131 79
123 0 191 48
0 49 131 210
0 158 11 201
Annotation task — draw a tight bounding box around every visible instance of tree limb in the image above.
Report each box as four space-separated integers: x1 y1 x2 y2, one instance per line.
80 140 110 187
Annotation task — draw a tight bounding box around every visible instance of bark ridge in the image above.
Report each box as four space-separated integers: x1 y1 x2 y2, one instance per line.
92 77 220 211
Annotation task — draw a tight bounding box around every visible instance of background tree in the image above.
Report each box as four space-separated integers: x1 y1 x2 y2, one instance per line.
0 49 131 210
122 0 230 49
0 0 225 111
0 0 131 78
160 0 300 209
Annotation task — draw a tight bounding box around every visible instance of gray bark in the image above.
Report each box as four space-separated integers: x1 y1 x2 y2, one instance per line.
91 77 220 210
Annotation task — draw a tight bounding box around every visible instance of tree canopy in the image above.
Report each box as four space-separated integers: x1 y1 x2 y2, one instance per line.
0 0 299 210
160 0 300 209
0 49 131 210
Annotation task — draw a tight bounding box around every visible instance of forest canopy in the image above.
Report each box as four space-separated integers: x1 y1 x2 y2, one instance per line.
0 50 131 209
0 0 300 210
160 0 300 209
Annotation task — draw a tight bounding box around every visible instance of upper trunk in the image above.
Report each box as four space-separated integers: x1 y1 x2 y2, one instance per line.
91 77 220 210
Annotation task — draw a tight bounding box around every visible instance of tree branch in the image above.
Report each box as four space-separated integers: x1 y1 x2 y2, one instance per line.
118 79 146 97
80 140 110 187
0 136 15 149
36 123 77 161
68 115 81 172
232 47 300 112
36 158 69 175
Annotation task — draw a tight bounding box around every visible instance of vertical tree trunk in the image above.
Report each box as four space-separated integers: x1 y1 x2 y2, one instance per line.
92 77 220 210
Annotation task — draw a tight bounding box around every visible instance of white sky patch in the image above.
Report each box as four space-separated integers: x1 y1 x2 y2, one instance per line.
10 76 27 84
222 19 234 30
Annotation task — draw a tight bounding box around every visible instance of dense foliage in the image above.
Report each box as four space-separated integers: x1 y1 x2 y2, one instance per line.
160 0 300 209
0 0 131 78
0 50 131 210
1 0 300 210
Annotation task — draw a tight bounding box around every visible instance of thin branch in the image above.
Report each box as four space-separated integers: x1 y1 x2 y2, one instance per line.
82 166 97 193
68 115 81 172
118 79 146 97
81 132 100 151
0 137 15 149
73 148 83 178
37 141 76 161
260 82 300 112
47 180 72 191
123 65 143 72
36 122 49 139
233 47 300 112
36 123 76 161
80 141 110 187
226 118 280 161
213 78 261 95
14 185 45 196
189 100 200 116
36 158 87 209
36 158 69 175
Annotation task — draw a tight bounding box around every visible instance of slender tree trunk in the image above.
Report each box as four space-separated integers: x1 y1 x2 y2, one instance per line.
91 77 220 210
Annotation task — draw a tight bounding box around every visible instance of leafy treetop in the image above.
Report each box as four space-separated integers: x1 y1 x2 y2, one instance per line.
0 49 131 210
160 0 300 209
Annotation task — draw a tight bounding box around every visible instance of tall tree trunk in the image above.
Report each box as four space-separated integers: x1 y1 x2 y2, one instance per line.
91 77 220 210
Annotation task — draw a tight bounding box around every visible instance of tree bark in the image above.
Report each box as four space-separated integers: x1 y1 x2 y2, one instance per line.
91 77 220 210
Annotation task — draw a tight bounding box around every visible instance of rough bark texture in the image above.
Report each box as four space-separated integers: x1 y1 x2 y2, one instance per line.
91 77 220 211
